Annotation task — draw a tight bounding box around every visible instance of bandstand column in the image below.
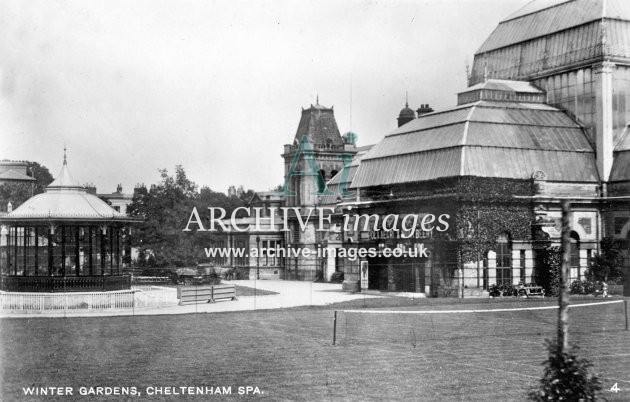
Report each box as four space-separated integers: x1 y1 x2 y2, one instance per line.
109 227 114 275
14 227 18 275
48 227 53 276
24 227 28 276
100 227 105 276
88 227 93 276
34 227 39 275
61 226 66 277
75 227 80 276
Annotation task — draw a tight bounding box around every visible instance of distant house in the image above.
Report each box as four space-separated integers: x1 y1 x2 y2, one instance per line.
98 184 133 215
0 160 36 186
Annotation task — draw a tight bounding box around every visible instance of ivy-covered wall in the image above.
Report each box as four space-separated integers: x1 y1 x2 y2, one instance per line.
455 177 534 261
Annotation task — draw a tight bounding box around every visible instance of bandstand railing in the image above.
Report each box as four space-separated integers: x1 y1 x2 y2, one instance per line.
0 275 131 292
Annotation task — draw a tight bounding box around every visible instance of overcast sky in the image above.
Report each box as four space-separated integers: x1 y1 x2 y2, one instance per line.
0 0 527 194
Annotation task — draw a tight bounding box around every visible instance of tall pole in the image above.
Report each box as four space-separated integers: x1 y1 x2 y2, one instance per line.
255 235 260 310
476 209 481 289
558 200 571 353
256 235 260 280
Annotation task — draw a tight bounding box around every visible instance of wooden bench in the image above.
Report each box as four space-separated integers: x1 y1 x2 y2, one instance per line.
517 286 545 298
177 284 237 305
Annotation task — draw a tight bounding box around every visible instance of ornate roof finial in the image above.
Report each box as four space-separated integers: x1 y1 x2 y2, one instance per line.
405 91 409 108
316 94 319 105
63 145 67 165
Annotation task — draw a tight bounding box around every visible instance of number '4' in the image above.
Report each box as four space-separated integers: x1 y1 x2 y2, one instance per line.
610 383 619 393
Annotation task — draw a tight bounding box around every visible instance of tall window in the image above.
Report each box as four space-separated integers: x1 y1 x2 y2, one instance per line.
292 225 300 243
496 233 512 285
233 238 249 267
520 249 526 283
570 232 580 279
261 240 281 267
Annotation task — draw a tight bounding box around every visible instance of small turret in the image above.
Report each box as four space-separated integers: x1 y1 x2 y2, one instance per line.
397 100 416 127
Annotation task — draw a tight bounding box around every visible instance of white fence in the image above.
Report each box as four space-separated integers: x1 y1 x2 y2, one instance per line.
133 286 178 308
0 286 178 312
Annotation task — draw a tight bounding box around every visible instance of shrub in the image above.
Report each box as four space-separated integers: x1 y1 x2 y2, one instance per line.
569 280 597 295
589 237 625 283
489 283 517 297
330 271 344 283
529 340 601 401
204 267 221 285
569 280 583 295
536 246 561 297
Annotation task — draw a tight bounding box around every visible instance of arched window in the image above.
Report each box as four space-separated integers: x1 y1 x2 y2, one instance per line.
318 169 327 193
496 233 512 285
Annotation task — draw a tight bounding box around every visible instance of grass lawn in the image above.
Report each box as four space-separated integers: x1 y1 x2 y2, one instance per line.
1 297 629 401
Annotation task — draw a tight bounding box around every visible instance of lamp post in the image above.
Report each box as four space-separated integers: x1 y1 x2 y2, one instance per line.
256 235 260 280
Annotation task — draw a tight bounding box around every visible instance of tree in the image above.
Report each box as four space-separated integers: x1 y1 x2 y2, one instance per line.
128 165 199 268
529 340 601 401
127 166 250 269
28 161 54 194
197 186 244 218
588 237 625 283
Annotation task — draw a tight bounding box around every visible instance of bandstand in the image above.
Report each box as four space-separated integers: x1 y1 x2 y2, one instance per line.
0 153 138 292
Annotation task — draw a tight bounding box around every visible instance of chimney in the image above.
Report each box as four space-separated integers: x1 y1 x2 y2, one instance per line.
417 104 434 116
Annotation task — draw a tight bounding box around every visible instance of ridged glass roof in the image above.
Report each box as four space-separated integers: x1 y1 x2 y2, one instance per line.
351 82 599 188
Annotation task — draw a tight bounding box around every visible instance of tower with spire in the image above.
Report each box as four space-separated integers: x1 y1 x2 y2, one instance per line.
282 97 357 207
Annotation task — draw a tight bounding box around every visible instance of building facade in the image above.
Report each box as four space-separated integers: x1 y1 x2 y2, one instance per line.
98 184 134 215
210 0 630 296
342 0 630 296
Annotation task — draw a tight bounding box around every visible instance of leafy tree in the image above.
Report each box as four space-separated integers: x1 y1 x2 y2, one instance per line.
588 237 625 283
529 340 601 401
127 166 250 269
197 186 244 218
239 188 256 203
28 161 54 194
128 166 199 268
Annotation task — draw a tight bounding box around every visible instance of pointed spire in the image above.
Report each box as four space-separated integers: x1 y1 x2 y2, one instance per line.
405 91 409 108
47 148 80 190
316 94 319 105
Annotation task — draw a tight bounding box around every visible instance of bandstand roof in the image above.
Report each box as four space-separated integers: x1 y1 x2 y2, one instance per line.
0 155 137 223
